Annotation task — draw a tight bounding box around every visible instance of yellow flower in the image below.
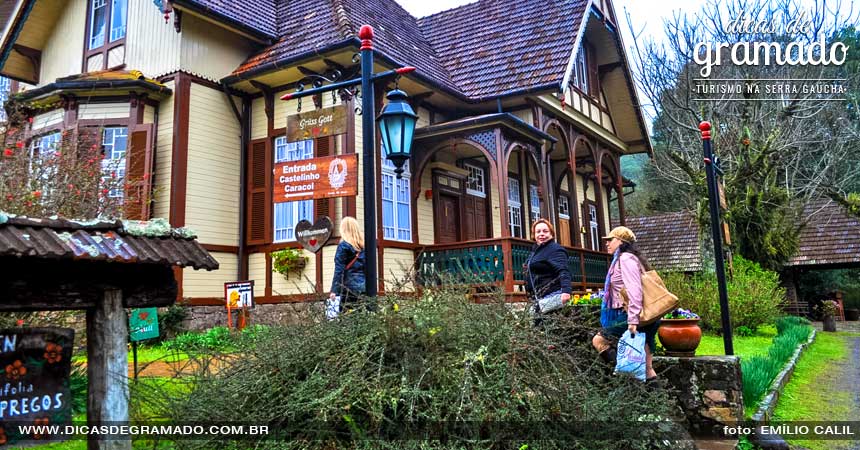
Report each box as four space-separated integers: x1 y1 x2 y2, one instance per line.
429 327 441 336
574 294 581 301
393 303 400 312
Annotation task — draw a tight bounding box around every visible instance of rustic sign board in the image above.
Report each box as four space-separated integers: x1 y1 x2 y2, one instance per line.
273 154 358 202
0 328 73 446
286 105 347 142
225 281 255 309
295 217 333 253
129 308 159 342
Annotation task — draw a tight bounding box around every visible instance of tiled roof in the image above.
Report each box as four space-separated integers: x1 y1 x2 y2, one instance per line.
231 0 456 93
623 211 703 273
787 199 860 267
417 0 587 98
177 0 278 38
228 0 585 99
0 215 219 270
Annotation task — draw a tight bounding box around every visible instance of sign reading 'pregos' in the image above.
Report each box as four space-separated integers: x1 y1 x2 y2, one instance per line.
273 154 358 202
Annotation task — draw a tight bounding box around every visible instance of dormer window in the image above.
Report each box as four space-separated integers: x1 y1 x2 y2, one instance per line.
85 0 127 71
572 40 599 98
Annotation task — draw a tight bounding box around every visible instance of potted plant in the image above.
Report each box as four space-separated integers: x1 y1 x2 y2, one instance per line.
820 300 840 332
271 248 308 279
658 308 702 357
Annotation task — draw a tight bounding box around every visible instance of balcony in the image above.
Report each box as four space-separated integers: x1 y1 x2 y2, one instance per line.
416 238 610 296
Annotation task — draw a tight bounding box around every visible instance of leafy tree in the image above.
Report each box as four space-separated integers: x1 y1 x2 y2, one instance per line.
625 0 860 270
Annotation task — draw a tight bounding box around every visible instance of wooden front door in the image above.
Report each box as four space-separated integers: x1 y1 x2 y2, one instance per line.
438 193 460 243
557 192 572 247
464 195 488 240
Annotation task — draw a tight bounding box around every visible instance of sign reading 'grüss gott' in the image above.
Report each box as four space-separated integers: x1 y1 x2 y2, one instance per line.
273 154 358 202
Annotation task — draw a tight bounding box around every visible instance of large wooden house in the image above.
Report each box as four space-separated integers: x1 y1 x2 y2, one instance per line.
0 0 650 311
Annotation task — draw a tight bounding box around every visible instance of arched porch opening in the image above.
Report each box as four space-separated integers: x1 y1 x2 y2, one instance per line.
546 123 579 248
573 137 602 252
598 150 622 231
504 142 542 240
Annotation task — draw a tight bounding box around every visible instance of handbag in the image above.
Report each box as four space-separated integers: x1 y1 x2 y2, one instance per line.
621 263 679 326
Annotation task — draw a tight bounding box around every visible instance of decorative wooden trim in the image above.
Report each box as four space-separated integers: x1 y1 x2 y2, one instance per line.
169 73 191 227
77 118 131 127
343 97 357 218
265 252 273 297
381 240 420 250
62 96 78 129
315 250 323 293
201 244 240 254
130 94 146 124
12 44 40 83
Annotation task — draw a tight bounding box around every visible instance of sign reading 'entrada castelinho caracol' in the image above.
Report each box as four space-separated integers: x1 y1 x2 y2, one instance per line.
273 154 358 202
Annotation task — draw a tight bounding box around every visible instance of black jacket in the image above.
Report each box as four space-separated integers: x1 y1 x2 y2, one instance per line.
525 240 572 297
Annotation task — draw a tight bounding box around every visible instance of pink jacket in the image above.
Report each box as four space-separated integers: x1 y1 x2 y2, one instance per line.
607 253 643 325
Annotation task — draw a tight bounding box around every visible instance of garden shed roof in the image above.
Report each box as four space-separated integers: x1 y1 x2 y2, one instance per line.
621 211 703 273
786 199 860 268
0 214 219 270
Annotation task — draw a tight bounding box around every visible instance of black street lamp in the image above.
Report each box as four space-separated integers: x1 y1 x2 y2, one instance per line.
281 25 416 298
377 89 418 179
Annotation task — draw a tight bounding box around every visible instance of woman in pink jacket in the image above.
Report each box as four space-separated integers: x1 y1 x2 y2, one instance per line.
591 226 659 381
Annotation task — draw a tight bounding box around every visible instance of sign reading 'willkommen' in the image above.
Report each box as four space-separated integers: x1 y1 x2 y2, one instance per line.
286 105 347 142
0 328 73 445
273 154 358 202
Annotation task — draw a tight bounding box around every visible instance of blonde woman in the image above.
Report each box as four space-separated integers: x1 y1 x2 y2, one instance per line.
330 217 366 307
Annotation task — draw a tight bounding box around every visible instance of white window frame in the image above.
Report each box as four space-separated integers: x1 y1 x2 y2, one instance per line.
88 0 107 49
589 203 600 251
508 178 523 238
0 77 10 122
464 163 486 198
109 0 128 42
100 127 127 199
558 195 570 219
382 157 412 242
273 137 314 243
528 184 540 224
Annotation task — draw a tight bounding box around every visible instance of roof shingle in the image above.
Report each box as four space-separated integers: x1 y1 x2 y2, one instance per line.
622 211 703 273
787 199 860 267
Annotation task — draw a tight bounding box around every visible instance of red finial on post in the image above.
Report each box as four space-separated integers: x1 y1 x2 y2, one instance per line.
359 25 374 51
699 121 711 140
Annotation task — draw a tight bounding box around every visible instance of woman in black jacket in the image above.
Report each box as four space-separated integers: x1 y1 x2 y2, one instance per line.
525 219 572 312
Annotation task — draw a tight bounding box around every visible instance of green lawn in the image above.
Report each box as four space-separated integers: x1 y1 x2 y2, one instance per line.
688 325 777 358
771 332 860 450
72 344 188 365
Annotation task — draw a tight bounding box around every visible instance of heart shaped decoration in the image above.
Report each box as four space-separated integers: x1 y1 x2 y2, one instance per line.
295 216 333 253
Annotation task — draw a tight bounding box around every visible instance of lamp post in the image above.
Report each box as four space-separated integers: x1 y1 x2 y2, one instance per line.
281 25 417 298
700 121 734 355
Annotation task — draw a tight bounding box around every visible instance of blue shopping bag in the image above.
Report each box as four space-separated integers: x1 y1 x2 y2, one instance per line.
616 330 646 381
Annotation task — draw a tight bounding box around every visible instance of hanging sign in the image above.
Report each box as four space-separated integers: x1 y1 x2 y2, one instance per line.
273 154 358 202
0 328 74 445
295 217 333 253
286 105 347 142
129 308 160 342
225 281 255 309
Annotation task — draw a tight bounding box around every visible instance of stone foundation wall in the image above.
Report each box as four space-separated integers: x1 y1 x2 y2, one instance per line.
180 302 324 330
653 355 744 436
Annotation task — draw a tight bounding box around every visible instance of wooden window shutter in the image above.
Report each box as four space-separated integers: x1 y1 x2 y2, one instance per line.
124 124 154 220
247 138 272 245
314 136 335 221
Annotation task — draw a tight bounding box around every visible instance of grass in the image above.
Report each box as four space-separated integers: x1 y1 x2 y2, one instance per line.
695 325 777 357
771 332 860 450
72 344 188 365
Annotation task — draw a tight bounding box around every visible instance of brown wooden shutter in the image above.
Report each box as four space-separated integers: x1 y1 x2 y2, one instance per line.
587 43 599 98
314 136 334 221
124 124 154 220
247 138 272 245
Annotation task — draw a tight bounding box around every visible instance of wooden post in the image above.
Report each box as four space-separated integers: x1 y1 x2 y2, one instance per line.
86 288 131 450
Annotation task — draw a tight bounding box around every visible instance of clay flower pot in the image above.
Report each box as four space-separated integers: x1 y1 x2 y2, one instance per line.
658 318 702 357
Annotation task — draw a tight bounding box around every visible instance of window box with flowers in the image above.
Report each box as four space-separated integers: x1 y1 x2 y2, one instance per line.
271 248 308 279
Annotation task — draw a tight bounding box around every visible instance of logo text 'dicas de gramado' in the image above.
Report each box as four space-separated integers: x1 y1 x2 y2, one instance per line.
692 11 850 100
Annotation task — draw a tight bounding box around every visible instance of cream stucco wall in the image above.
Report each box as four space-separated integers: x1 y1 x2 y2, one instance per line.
184 82 241 246
383 248 415 291
151 81 175 220
39 0 85 85
179 14 255 82
183 252 237 298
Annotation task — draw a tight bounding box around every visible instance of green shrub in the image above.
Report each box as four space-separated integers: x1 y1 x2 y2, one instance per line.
741 319 812 409
132 287 686 449
663 255 785 332
160 325 271 353
157 303 189 341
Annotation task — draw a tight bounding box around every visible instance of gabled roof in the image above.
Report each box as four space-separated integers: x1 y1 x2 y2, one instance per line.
417 0 587 98
787 199 860 268
623 211 703 273
226 0 590 101
171 0 278 40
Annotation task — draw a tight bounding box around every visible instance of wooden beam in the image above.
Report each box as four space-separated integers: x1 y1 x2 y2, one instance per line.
86 288 130 450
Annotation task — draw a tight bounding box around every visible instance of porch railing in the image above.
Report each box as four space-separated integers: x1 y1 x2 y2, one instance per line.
416 238 610 293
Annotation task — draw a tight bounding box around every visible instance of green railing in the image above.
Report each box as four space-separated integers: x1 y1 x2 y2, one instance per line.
417 240 504 285
417 239 611 292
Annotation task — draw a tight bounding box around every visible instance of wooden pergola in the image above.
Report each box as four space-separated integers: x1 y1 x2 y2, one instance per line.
0 214 218 450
